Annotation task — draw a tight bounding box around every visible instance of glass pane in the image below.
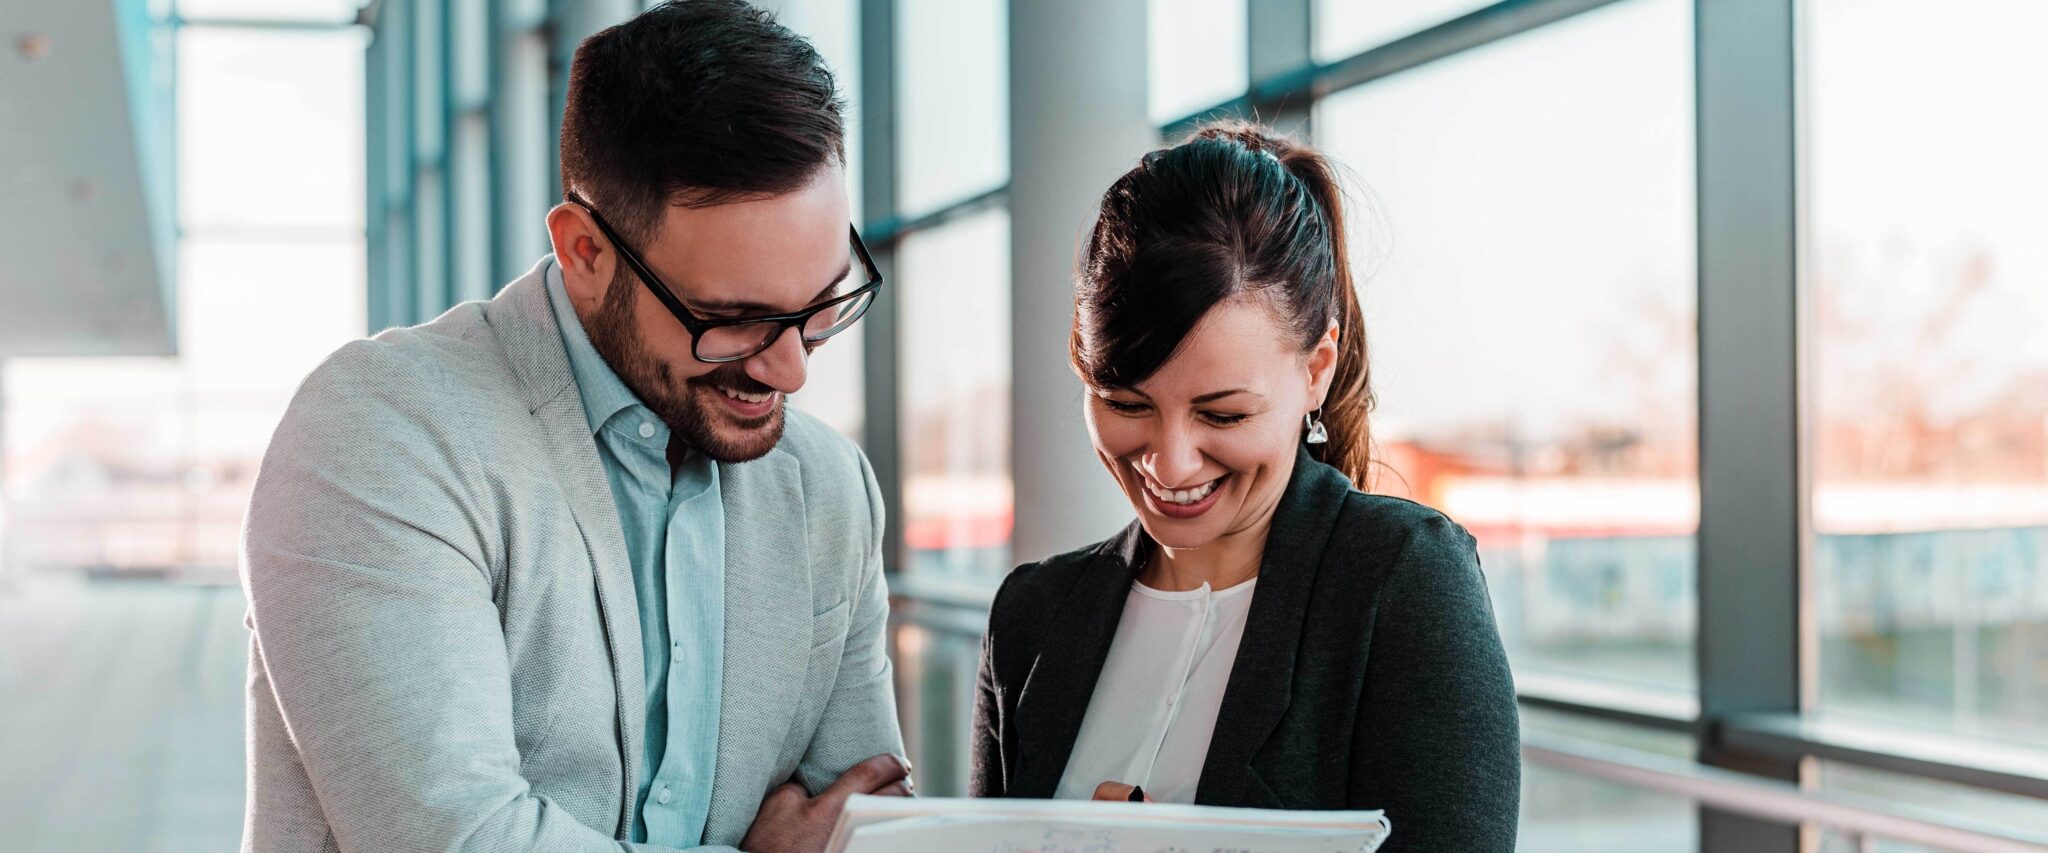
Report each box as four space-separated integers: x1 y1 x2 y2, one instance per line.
176 0 360 22
450 0 490 108
179 239 367 407
1518 709 1698 851
2 238 362 580
888 618 985 798
3 358 185 576
895 0 1008 216
761 0 864 222
413 167 448 319
412 0 445 163
1148 0 1248 124
1813 761 2048 851
1520 763 1697 852
177 28 365 231
1809 0 2048 747
1315 0 1495 62
1315 0 1696 695
451 113 492 301
898 208 1012 577
791 323 865 442
494 31 553 280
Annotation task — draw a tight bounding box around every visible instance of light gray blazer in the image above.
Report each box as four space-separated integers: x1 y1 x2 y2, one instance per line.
240 258 903 853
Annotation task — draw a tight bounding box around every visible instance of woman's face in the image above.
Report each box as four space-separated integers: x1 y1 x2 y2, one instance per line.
1084 296 1338 551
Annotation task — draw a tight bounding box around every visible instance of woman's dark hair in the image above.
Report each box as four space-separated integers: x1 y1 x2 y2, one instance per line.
1072 121 1375 486
559 0 844 245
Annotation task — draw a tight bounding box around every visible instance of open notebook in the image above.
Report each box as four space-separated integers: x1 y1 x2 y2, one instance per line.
826 794 1391 853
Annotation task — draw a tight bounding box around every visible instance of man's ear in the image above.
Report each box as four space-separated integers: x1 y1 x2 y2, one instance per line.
545 202 612 306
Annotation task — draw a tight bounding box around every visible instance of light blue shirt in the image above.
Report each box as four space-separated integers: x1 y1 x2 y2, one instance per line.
546 260 725 846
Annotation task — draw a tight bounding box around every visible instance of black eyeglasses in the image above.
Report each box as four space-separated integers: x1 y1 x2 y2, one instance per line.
569 195 885 364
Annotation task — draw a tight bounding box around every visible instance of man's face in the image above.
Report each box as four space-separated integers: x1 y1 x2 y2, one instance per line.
563 164 853 463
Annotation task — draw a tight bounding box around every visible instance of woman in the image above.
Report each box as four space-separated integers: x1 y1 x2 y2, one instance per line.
968 123 1519 850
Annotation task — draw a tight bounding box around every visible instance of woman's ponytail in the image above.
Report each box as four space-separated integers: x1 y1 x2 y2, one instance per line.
1275 143 1375 488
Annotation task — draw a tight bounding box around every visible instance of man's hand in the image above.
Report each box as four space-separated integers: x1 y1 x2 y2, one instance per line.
1090 781 1152 802
739 753 913 853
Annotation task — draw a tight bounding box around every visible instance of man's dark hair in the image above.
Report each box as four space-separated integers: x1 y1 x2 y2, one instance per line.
559 0 845 244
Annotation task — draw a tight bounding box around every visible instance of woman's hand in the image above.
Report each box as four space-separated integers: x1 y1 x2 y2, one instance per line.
1090 781 1153 802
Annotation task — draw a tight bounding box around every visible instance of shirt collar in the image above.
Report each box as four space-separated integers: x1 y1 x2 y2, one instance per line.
545 256 652 438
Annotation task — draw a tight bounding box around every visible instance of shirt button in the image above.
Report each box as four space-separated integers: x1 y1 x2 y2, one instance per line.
656 785 673 805
638 422 657 439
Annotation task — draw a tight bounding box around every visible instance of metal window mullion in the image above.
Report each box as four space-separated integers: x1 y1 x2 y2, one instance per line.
491 19 552 283
473 0 503 293
859 0 904 573
1246 0 1313 138
1164 0 1628 138
437 0 460 311
1695 0 1805 850
366 21 390 332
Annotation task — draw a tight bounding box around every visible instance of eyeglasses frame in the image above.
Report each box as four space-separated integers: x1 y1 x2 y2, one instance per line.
567 194 885 364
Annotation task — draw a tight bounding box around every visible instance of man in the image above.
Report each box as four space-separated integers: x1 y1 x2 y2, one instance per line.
240 3 906 850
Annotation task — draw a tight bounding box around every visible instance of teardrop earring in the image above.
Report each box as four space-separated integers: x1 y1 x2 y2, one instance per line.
1304 408 1328 445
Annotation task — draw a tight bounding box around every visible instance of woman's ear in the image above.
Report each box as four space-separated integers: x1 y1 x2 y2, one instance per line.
1305 319 1341 410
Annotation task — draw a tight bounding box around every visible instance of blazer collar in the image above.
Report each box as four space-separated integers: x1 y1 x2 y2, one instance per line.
482 259 645 834
1009 447 1355 803
1195 446 1354 806
482 256 579 415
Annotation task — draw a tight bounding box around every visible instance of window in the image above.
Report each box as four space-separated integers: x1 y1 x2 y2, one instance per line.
889 617 985 798
450 0 489 108
176 0 360 23
1315 0 1495 62
1147 0 1247 124
1520 709 1698 852
1807 0 2048 746
492 30 553 280
895 0 1007 215
1315 0 1697 696
788 325 867 442
177 29 364 232
1814 760 2048 850
6 27 365 583
765 0 864 221
451 114 492 302
897 208 1012 577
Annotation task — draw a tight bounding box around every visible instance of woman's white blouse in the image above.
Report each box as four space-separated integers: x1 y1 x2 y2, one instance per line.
1053 576 1258 804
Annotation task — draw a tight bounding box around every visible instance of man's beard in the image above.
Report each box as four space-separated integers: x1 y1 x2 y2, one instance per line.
583 267 785 463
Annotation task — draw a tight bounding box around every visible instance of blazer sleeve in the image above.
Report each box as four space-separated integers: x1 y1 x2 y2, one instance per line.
242 342 704 853
794 447 908 794
968 624 1005 797
1347 513 1520 852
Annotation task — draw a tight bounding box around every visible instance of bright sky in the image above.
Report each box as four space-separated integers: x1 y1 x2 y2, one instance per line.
1317 0 1696 444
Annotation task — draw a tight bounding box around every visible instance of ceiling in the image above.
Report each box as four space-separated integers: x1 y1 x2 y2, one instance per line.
0 0 175 358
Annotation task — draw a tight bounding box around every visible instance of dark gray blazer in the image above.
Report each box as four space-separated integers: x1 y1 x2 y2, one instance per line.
970 447 1520 851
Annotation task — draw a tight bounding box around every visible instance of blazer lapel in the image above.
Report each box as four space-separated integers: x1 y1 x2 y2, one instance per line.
482 260 646 836
706 447 812 829
1195 447 1353 807
1007 524 1146 797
